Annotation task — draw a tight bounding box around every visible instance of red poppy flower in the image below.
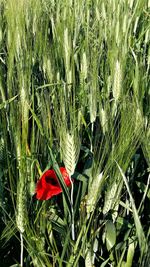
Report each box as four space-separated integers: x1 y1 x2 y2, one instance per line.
36 167 72 200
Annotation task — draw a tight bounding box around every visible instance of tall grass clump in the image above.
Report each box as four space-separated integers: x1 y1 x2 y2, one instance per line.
0 0 149 266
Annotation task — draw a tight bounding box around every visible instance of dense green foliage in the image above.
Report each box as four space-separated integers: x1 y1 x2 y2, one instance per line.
0 0 150 266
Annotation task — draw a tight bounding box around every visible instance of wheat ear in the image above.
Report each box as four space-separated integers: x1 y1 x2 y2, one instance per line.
61 132 80 240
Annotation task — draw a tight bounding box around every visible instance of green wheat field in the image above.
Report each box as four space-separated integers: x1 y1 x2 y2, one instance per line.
0 0 150 266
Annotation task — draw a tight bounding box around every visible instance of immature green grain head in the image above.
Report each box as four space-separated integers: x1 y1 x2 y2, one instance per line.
113 59 122 101
16 181 27 233
61 131 80 176
86 172 104 216
81 52 88 81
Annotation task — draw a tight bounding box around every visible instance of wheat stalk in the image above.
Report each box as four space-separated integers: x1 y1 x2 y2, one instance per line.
62 132 80 176
81 52 88 81
16 180 26 234
85 249 93 267
113 59 122 101
61 131 80 240
86 172 104 216
103 177 123 222
103 181 118 215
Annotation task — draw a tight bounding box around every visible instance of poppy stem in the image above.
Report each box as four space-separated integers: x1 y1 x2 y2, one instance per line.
20 232 24 267
70 177 75 240
91 122 94 152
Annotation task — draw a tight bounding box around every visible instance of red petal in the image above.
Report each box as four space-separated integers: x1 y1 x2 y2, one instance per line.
59 167 72 187
41 170 57 188
35 167 72 200
36 169 62 200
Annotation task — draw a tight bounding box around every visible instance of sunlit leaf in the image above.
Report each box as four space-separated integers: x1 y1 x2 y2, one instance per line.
105 220 116 251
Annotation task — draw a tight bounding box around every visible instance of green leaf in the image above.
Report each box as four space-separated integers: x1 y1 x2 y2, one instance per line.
100 258 110 267
116 162 148 259
136 181 150 199
105 220 116 251
125 241 135 267
27 103 44 136
0 95 18 109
